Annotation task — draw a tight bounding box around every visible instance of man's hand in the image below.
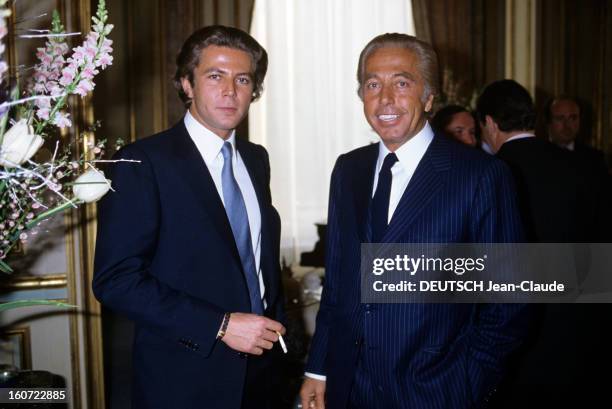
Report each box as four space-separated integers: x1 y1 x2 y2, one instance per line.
221 312 286 355
300 378 326 409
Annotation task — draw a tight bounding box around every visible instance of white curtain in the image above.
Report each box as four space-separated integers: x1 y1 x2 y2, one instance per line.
250 0 416 263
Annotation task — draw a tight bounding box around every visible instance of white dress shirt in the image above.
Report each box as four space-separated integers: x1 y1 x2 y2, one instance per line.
372 122 434 222
305 122 434 381
184 111 266 302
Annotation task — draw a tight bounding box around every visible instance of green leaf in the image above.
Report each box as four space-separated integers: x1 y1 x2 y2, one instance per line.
25 200 80 230
0 300 77 312
0 259 13 274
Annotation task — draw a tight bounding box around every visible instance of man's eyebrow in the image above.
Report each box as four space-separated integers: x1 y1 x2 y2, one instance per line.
202 67 253 78
394 71 416 81
363 72 417 81
202 67 226 74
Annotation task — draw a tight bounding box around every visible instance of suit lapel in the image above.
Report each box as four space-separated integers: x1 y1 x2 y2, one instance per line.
382 135 451 243
353 144 379 243
169 121 241 262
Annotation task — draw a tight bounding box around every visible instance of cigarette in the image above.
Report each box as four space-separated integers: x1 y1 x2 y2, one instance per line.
276 331 288 354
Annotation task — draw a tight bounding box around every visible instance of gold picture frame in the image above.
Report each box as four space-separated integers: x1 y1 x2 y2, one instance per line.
0 327 32 370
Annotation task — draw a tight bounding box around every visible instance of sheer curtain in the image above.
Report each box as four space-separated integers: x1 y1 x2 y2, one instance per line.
249 0 415 262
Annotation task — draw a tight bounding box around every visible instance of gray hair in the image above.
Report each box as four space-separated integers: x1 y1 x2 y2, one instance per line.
357 33 439 102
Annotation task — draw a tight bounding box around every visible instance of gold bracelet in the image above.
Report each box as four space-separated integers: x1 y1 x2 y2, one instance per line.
216 312 231 339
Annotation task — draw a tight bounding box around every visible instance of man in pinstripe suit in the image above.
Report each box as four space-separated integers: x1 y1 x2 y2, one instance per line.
300 34 530 409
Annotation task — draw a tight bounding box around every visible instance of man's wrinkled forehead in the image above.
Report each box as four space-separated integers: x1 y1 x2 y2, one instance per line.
364 47 420 74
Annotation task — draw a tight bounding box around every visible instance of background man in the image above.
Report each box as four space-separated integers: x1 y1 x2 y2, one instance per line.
300 33 529 409
546 95 612 241
477 81 612 407
93 26 285 409
477 81 587 242
546 96 606 167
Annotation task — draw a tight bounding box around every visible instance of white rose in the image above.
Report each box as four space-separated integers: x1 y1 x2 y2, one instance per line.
0 119 44 167
72 169 111 203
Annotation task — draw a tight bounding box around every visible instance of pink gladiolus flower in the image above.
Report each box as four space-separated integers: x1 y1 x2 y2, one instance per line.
23 0 114 133
34 71 48 83
71 46 85 62
53 111 72 128
33 83 47 93
81 63 98 79
35 97 51 109
53 44 68 55
59 66 76 86
74 79 94 96
101 38 113 53
36 108 50 120
49 83 63 97
97 53 113 69
83 45 97 61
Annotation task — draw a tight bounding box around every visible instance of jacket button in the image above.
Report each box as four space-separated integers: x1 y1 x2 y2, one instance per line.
239 352 247 359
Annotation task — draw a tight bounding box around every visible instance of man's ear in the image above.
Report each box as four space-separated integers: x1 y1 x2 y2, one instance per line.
424 93 434 113
485 115 498 133
180 77 194 100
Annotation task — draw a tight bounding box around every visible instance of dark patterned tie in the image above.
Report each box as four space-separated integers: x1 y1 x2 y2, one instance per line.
371 152 398 242
221 142 264 315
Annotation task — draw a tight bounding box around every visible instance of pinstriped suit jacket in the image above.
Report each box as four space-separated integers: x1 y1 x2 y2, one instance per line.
305 135 530 409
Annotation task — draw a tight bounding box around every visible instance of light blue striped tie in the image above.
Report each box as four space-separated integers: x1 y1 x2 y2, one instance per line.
221 142 264 315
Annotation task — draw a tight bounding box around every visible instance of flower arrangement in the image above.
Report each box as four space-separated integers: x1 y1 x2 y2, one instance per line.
0 0 131 277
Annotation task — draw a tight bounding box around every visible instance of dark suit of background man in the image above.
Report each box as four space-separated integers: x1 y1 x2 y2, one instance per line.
93 26 286 409
477 81 612 408
300 33 530 409
545 95 612 241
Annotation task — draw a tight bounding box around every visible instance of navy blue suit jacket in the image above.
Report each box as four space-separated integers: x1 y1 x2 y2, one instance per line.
93 120 284 409
305 135 529 409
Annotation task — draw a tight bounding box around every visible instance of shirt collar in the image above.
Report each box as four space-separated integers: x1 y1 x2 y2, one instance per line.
504 132 535 144
377 121 434 169
184 110 237 164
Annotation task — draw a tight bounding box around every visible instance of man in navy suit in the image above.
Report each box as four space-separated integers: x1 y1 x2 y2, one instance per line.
93 26 285 409
300 34 529 409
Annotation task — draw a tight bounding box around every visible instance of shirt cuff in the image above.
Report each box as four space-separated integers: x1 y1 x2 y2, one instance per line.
304 372 327 381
